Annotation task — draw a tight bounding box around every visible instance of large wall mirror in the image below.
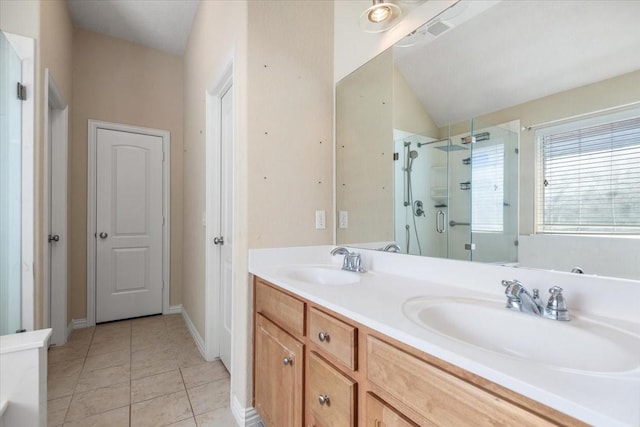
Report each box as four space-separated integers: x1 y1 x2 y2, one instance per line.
336 0 640 280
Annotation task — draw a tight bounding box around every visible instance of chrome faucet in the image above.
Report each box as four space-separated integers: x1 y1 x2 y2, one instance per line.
330 247 365 273
501 280 570 321
381 243 401 253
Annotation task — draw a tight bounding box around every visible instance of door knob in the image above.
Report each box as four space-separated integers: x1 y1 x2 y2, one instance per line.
283 356 293 366
213 236 224 245
99 232 108 239
318 332 330 342
48 234 60 242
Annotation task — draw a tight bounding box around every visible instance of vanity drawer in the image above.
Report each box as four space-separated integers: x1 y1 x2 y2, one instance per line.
308 352 356 427
255 279 305 338
309 307 357 370
366 335 556 427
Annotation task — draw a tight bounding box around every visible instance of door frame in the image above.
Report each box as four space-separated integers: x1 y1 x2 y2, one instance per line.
43 69 68 345
205 58 234 362
87 120 171 326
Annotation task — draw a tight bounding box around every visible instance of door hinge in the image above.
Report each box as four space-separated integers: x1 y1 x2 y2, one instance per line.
162 151 165 162
17 82 27 100
162 216 165 225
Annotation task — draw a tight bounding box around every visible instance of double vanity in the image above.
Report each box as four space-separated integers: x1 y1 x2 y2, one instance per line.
249 246 640 427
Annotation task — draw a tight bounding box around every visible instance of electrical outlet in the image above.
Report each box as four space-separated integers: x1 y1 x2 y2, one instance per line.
315 210 326 229
339 211 348 229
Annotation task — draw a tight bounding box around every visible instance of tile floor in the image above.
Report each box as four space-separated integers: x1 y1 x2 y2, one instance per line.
47 314 237 427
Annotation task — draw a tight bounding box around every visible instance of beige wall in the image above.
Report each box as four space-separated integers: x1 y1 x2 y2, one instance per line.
394 66 438 138
247 1 334 249
181 0 249 406
336 49 394 244
39 0 74 327
245 0 334 409
0 0 39 39
70 29 184 320
182 0 333 412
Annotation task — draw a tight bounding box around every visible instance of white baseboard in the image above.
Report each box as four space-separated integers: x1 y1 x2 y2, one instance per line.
71 318 89 329
167 304 182 315
231 395 262 427
181 308 206 359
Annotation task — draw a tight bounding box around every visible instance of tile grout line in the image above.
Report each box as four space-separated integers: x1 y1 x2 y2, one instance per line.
53 316 209 426
61 327 95 425
129 321 133 427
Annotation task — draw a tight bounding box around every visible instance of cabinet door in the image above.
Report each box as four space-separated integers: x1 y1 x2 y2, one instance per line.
255 314 304 427
365 393 420 427
308 352 356 427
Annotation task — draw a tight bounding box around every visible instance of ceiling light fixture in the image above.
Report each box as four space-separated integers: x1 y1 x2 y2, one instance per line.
359 0 403 33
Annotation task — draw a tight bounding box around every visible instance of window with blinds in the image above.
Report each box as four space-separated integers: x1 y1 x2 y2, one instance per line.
472 144 504 232
536 112 640 234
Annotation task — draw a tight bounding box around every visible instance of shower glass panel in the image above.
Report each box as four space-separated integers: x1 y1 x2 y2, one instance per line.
0 32 23 336
392 119 518 264
469 119 519 263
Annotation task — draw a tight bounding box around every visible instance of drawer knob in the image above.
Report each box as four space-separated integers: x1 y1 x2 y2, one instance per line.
318 331 330 342
283 356 293 366
318 394 330 406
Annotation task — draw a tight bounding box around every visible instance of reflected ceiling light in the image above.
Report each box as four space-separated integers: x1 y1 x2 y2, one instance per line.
359 0 403 33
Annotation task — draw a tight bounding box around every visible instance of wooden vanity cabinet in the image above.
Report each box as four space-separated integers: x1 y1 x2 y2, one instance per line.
253 276 586 427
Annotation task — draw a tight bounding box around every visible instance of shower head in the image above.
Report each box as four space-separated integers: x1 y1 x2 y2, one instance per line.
434 145 468 152
407 150 419 172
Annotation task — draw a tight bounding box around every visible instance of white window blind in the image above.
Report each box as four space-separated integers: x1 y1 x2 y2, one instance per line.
472 144 504 232
537 113 640 234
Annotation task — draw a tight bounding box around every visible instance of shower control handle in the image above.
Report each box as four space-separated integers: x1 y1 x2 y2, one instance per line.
436 210 446 233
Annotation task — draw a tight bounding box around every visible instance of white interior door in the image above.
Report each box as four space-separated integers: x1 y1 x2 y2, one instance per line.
46 82 69 346
219 85 233 370
96 128 163 323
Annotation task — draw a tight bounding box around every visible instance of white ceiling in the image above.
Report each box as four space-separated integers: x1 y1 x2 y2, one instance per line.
394 1 640 126
67 0 199 55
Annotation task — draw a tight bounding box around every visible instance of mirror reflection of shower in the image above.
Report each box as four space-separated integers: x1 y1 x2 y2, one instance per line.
393 121 519 263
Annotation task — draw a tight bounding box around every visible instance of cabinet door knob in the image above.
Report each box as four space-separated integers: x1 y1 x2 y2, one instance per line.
318 331 330 342
318 395 330 406
283 356 293 366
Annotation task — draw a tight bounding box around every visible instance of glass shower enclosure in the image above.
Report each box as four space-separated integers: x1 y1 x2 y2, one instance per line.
393 118 519 263
0 31 24 335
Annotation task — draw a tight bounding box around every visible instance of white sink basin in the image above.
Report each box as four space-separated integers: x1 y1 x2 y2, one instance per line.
280 266 362 286
403 297 640 374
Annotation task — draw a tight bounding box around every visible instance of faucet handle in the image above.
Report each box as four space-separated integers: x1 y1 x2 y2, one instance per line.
547 286 567 309
545 286 570 321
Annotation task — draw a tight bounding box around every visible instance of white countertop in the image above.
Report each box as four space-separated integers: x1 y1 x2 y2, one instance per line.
249 246 640 427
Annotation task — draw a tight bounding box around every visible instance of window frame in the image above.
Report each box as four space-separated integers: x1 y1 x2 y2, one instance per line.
534 107 640 235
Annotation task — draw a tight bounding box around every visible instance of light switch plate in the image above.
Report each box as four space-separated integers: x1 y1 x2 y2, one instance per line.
315 210 326 230
339 211 348 229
